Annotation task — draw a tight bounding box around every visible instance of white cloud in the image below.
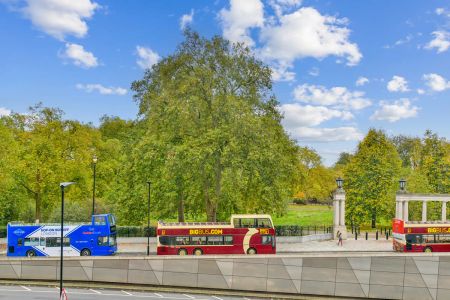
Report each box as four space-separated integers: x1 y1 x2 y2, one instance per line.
136 46 160 70
417 88 425 95
387 75 409 92
271 63 296 81
180 9 194 30
76 83 127 95
260 7 362 67
355 76 369 86
436 7 450 17
293 84 371 110
423 73 450 92
286 126 363 142
425 31 450 53
22 0 99 40
268 0 302 17
371 99 419 122
0 107 11 117
279 103 353 127
219 0 264 47
62 43 98 68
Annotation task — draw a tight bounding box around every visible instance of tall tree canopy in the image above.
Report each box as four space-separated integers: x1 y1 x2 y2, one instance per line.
344 129 402 226
127 31 299 222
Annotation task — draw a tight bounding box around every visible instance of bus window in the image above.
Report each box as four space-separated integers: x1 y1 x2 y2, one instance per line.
18 238 23 246
191 236 206 245
224 236 233 245
98 236 108 246
109 235 117 246
257 218 272 228
207 236 223 245
235 218 256 228
45 237 70 247
24 238 40 246
108 215 116 226
261 235 273 245
159 236 175 246
94 216 106 226
176 236 190 245
40 237 46 246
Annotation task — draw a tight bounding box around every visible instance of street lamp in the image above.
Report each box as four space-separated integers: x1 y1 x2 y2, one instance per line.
92 155 97 216
59 182 75 298
399 178 406 191
336 177 344 189
147 181 151 256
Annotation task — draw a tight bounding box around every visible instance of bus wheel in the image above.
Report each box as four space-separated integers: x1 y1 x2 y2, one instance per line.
247 248 257 255
424 247 433 253
81 249 91 256
178 249 188 256
26 250 36 257
193 249 203 256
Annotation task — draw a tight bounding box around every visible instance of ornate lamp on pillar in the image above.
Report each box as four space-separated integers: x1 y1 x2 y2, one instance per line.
333 177 347 240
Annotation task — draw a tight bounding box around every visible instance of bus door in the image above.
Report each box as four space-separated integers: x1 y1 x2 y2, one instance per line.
406 234 423 252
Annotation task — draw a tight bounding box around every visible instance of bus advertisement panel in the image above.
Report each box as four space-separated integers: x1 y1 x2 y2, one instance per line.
393 218 450 252
7 214 117 257
157 214 276 255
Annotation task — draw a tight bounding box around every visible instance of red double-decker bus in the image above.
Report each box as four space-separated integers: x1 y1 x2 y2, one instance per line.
156 214 276 255
393 218 450 252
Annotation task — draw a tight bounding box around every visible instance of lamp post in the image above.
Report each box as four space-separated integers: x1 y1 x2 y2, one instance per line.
147 181 151 256
399 178 406 191
336 177 344 190
59 182 75 298
92 155 97 216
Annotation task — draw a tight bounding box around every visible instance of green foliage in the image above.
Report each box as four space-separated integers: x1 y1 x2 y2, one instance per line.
344 129 402 226
127 30 300 222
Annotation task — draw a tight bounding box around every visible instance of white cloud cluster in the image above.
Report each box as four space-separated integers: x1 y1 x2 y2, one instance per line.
355 76 369 86
76 83 127 95
62 43 98 68
279 103 353 127
293 84 371 110
371 99 418 122
260 7 361 68
23 0 99 40
219 1 361 81
423 73 450 92
286 126 363 142
180 9 194 30
219 0 264 47
136 46 160 70
387 75 409 92
425 31 450 53
0 107 11 117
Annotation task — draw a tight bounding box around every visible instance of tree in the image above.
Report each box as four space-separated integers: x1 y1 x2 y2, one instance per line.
391 135 422 170
344 129 402 227
129 30 299 222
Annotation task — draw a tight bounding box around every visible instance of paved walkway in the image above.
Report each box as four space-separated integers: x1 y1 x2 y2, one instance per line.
278 238 392 253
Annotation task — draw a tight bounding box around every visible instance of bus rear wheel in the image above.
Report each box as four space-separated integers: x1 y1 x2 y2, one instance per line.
26 250 36 257
80 249 91 256
193 249 203 256
178 249 188 256
424 247 433 253
247 248 257 255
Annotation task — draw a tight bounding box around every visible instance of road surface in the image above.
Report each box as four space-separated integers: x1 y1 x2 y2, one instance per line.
0 285 260 300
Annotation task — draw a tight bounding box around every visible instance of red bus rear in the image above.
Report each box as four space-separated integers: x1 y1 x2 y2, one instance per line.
392 218 450 252
157 214 276 255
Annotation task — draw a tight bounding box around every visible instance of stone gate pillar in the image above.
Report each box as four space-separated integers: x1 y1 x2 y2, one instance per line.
333 187 347 240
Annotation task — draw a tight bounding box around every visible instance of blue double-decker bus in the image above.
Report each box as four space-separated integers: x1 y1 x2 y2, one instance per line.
7 214 117 257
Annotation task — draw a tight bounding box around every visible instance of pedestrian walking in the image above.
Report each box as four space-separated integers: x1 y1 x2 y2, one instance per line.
338 232 343 246
336 230 340 245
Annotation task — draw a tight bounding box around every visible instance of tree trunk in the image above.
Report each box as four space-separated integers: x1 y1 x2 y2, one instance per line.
178 192 185 222
204 179 217 222
35 192 41 223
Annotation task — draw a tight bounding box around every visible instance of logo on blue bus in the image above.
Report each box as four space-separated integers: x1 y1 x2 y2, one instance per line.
13 229 25 236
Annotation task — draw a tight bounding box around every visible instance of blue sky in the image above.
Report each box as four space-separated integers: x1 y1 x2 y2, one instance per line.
1 0 450 165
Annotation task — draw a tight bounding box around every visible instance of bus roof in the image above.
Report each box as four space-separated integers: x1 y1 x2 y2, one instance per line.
157 214 273 229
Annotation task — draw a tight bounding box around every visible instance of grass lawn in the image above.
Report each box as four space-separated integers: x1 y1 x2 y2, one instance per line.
272 204 333 226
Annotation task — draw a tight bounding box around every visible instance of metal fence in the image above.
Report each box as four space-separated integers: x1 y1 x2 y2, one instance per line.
0 225 334 238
